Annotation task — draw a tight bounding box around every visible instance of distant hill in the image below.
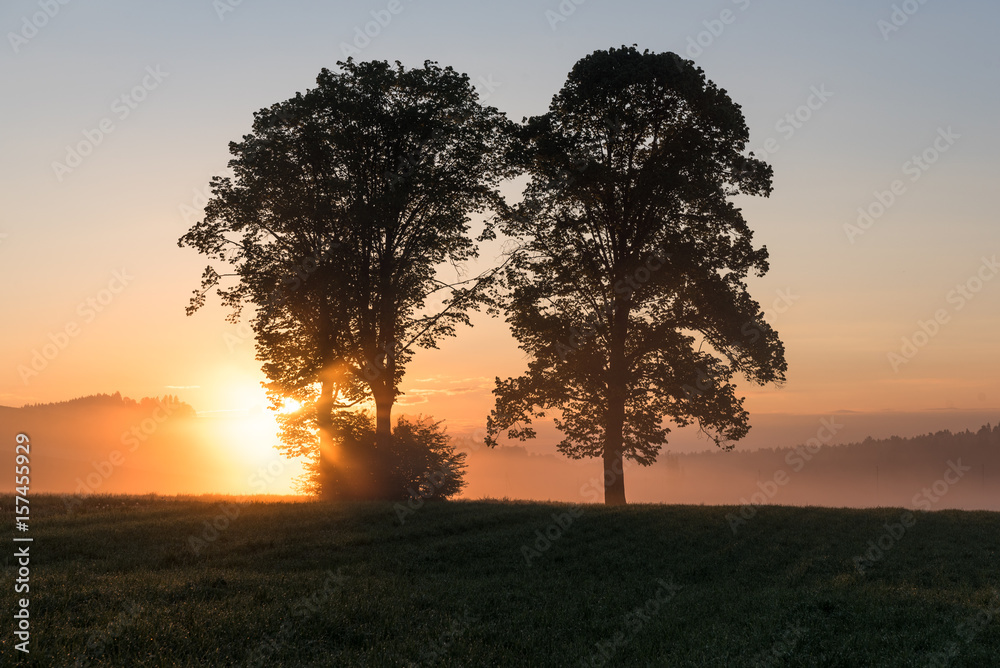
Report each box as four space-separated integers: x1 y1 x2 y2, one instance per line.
0 393 260 496
10 391 195 414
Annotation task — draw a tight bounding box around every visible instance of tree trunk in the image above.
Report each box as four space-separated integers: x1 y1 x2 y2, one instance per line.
371 249 397 500
372 384 394 499
316 378 338 500
375 388 392 441
604 293 630 506
604 398 627 506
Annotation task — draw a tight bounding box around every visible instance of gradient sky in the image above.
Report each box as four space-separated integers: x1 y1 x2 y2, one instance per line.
3 0 999 491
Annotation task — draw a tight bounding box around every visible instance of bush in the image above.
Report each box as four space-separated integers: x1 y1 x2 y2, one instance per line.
303 411 467 501
385 415 467 501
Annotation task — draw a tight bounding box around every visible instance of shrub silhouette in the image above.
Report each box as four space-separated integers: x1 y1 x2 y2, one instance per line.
306 412 467 501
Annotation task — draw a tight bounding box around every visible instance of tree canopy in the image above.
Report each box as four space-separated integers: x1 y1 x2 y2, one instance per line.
179 58 511 499
179 49 787 505
486 46 787 505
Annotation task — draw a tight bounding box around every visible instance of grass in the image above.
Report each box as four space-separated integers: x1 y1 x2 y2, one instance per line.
2 495 999 667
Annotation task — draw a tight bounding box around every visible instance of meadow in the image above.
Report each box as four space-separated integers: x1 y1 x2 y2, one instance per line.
2 495 999 666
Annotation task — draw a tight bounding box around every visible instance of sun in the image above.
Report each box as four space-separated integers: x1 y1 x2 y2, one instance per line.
278 397 303 414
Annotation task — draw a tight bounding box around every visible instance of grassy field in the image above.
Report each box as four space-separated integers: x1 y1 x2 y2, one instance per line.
2 495 999 667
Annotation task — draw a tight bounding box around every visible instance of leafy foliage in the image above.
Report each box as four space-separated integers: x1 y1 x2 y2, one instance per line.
282 408 466 501
488 47 787 502
179 58 511 498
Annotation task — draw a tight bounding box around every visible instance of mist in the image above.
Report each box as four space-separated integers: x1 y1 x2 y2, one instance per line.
456 419 1000 511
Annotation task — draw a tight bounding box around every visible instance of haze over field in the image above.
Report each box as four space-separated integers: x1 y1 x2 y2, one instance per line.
3 396 997 513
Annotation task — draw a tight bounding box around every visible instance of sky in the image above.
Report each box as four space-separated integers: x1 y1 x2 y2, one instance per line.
2 0 999 494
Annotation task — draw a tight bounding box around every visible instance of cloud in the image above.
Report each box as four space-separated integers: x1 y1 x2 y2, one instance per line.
396 395 431 407
409 375 492 386
393 377 495 407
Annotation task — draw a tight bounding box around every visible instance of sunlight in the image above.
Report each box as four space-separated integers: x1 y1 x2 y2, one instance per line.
191 378 306 495
218 412 303 495
226 382 268 414
278 397 303 414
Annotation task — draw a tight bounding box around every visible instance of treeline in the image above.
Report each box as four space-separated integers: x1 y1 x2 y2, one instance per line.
15 392 195 416
674 423 1000 467
654 423 1000 511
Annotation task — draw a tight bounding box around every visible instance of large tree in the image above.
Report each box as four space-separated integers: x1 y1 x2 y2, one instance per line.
180 59 511 499
486 47 787 505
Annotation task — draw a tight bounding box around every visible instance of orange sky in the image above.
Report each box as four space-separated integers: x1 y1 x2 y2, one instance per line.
3 2 999 495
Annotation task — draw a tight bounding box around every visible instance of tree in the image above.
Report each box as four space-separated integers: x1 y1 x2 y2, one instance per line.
179 59 511 499
486 47 787 505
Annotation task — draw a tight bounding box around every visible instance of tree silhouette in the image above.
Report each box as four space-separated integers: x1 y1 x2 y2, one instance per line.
179 59 511 499
486 47 787 505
